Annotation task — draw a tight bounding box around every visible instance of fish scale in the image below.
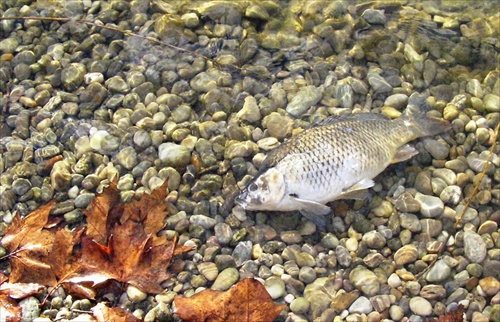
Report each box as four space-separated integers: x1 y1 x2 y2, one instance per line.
235 95 450 229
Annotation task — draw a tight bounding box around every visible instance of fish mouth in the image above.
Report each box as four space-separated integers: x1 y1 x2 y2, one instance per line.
233 192 248 209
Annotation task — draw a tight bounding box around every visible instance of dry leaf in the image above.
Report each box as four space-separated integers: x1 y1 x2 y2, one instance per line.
173 278 286 322
427 304 465 322
92 303 141 322
0 273 7 285
84 180 120 245
0 293 21 322
0 282 45 299
1 200 58 286
68 220 186 293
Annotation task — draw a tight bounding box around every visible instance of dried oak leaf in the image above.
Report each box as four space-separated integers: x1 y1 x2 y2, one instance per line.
92 303 141 322
68 220 190 294
173 278 286 322
0 294 21 322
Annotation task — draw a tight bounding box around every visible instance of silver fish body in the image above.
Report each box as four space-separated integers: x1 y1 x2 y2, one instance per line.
235 95 450 229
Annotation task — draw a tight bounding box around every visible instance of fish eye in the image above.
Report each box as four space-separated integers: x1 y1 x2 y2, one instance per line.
248 183 258 192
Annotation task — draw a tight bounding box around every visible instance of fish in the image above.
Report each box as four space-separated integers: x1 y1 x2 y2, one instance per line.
234 93 450 230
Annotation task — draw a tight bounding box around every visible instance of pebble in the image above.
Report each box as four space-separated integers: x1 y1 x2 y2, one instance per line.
350 266 380 296
423 139 449 160
290 297 310 314
361 9 386 25
20 297 41 322
158 142 191 167
415 192 444 217
464 230 487 263
211 267 239 291
116 147 138 170
479 276 500 296
409 296 433 316
286 85 323 117
236 96 261 123
264 276 286 299
426 259 451 282
483 93 500 112
197 262 219 281
394 244 418 266
439 185 462 205
384 93 408 109
90 130 120 155
127 285 147 303
232 241 252 266
349 296 373 314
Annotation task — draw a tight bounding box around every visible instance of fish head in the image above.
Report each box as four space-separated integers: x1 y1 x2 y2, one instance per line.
235 168 286 211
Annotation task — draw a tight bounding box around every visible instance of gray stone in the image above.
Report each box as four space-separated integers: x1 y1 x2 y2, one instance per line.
232 241 252 266
61 63 86 91
464 230 487 263
361 9 386 24
349 296 373 314
423 139 449 160
286 85 323 117
409 297 432 316
426 259 451 282
384 93 408 109
415 192 444 217
439 185 462 205
19 296 40 322
367 74 392 93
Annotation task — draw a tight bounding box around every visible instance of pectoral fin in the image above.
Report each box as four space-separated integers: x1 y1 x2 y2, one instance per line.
335 179 374 200
392 144 419 164
287 196 331 230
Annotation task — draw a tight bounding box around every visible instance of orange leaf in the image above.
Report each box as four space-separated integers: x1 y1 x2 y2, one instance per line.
1 200 55 252
1 201 58 286
173 278 286 322
0 294 21 322
118 179 170 246
84 180 121 246
0 273 7 284
427 304 465 322
92 303 141 322
68 220 187 294
0 282 45 299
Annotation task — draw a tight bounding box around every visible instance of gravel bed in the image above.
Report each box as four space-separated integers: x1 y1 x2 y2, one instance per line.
0 0 499 321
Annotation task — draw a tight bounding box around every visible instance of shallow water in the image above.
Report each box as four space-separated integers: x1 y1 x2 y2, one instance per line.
0 0 499 321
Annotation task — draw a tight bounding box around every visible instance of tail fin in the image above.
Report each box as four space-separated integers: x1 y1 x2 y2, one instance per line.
401 92 451 137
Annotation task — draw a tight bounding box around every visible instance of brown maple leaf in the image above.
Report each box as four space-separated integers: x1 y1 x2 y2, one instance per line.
173 278 286 322
426 304 465 322
67 220 189 294
0 200 58 286
0 282 45 299
92 303 141 322
0 201 91 297
84 180 121 246
0 293 21 322
85 179 170 247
